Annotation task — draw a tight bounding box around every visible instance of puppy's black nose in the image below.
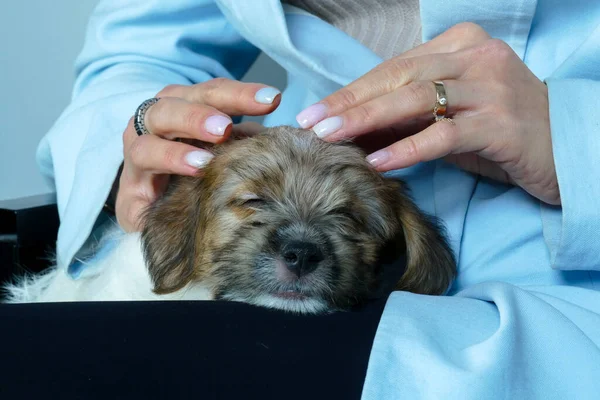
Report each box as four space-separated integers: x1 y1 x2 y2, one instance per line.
282 241 324 276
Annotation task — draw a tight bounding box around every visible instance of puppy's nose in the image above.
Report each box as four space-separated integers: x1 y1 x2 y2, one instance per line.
281 241 324 276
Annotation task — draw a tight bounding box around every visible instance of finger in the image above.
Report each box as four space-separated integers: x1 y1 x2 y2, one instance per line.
365 116 489 171
297 51 473 128
123 116 204 155
175 121 266 150
313 80 484 141
124 116 212 154
351 120 429 154
158 79 282 116
143 97 233 142
126 133 214 179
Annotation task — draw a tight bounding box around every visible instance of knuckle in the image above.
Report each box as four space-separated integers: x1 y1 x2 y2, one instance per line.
162 145 179 170
128 137 147 166
402 136 420 161
387 57 414 83
201 77 229 99
437 120 459 146
157 84 181 97
209 77 230 87
390 56 414 72
198 78 230 102
481 39 514 63
183 107 205 132
333 88 359 109
451 22 488 40
404 81 430 103
354 104 377 125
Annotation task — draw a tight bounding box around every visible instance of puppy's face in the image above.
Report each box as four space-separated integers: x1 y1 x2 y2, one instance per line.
142 127 455 313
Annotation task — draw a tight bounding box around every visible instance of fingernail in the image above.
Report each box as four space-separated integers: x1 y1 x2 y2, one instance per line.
366 150 390 168
185 151 214 168
254 87 281 104
312 116 343 138
205 115 231 136
296 103 328 128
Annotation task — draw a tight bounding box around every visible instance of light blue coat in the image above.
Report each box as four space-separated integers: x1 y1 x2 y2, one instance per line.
37 0 600 398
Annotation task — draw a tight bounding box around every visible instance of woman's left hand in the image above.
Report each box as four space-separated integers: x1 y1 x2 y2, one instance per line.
295 22 560 205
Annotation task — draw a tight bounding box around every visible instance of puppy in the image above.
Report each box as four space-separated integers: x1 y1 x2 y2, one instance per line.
4 126 456 314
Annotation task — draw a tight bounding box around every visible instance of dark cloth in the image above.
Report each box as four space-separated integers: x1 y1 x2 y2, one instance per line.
0 298 388 399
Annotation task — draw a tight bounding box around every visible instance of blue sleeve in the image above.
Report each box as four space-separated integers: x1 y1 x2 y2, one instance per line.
36 0 259 268
71 0 259 104
540 78 600 271
361 282 600 399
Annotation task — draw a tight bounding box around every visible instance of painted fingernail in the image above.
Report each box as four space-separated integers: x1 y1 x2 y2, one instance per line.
296 103 328 128
205 115 231 136
254 87 281 104
366 150 390 168
185 151 214 168
312 116 343 138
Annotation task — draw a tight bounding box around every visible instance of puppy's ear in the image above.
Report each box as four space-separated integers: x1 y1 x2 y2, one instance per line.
380 180 457 295
141 176 204 294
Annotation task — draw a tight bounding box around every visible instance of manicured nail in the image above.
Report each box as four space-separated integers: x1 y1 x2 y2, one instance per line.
185 151 214 168
205 115 231 136
296 103 328 128
366 150 390 167
312 116 343 138
254 87 281 104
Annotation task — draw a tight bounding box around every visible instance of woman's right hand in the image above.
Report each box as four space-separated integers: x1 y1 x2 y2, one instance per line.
116 78 281 232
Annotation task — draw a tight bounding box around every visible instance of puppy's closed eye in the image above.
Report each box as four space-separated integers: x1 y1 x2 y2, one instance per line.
328 206 363 223
236 193 266 209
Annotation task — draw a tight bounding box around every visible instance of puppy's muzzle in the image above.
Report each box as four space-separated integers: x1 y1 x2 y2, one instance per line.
281 240 325 277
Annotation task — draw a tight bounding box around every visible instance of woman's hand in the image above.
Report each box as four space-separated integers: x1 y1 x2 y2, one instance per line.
296 23 560 205
117 79 280 232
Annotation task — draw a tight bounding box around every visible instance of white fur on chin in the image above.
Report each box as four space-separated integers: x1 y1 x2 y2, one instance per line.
224 293 330 314
3 233 212 303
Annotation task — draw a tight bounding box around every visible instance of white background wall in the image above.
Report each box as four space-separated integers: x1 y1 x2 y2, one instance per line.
0 1 99 201
0 1 286 201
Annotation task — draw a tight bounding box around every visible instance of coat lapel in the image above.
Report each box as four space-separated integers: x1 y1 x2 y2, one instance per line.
420 0 538 59
216 0 382 97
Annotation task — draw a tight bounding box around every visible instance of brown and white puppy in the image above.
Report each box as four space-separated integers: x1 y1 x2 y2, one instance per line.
4 126 455 314
142 126 456 313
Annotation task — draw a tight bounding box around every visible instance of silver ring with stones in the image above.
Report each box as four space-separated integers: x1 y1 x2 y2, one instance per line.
134 98 160 136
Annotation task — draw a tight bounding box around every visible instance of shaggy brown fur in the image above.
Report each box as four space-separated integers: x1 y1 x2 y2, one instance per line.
141 126 456 313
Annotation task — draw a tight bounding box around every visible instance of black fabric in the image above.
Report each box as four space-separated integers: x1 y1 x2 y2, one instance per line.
0 298 388 399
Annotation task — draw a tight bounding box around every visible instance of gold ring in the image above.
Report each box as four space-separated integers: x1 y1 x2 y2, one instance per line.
432 81 448 122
